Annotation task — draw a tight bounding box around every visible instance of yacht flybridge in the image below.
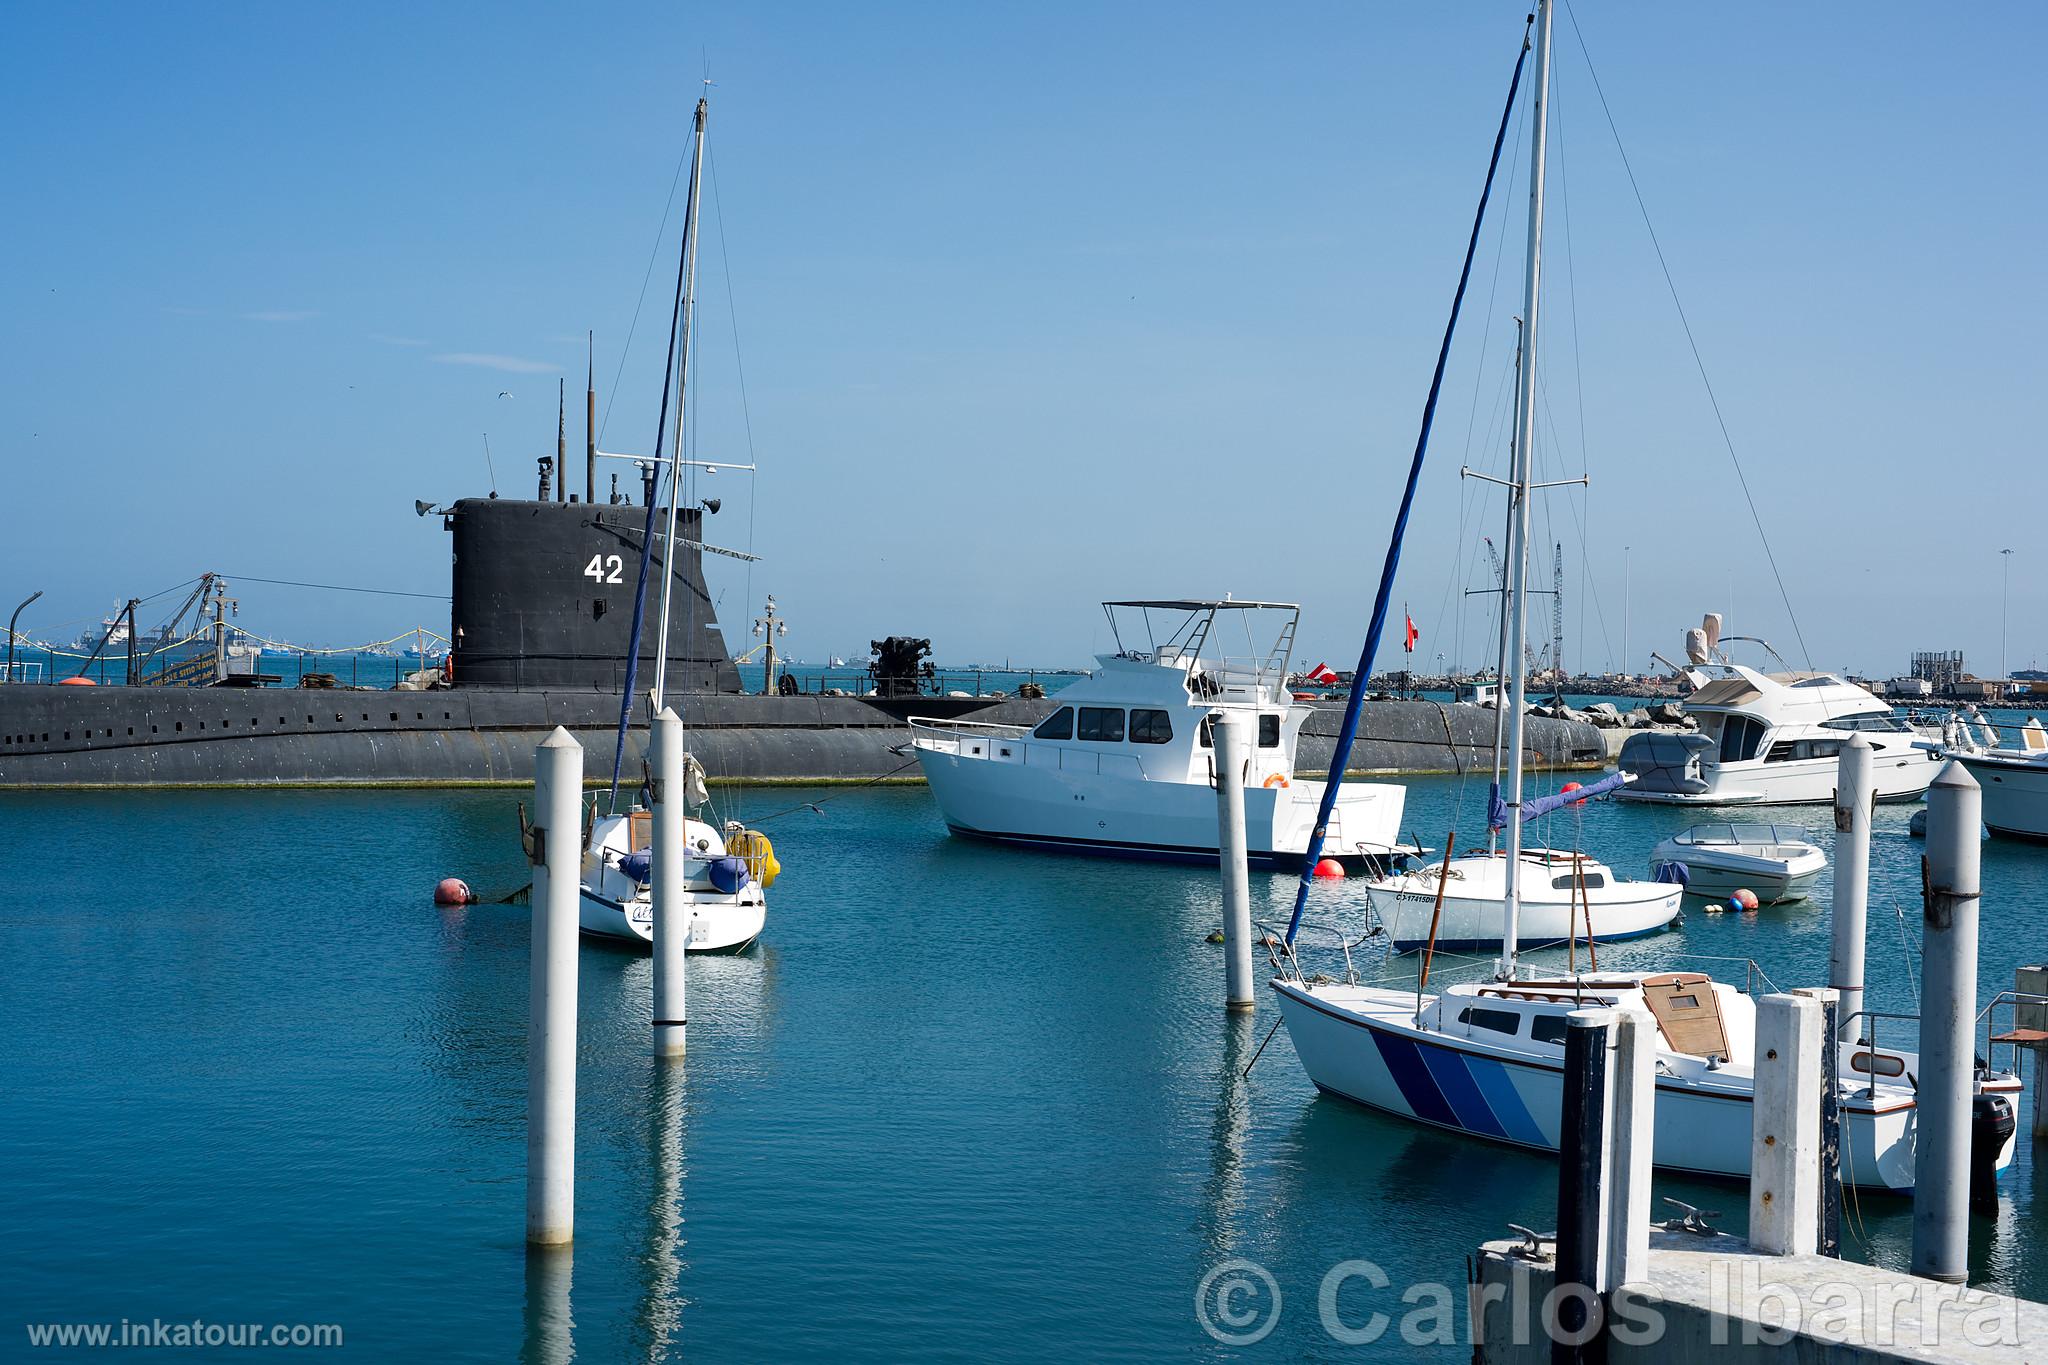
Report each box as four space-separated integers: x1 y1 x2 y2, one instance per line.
1618 614 1942 805
908 600 1406 870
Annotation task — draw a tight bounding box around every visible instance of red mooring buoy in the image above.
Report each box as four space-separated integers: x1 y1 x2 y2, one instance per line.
434 877 474 906
1312 858 1346 879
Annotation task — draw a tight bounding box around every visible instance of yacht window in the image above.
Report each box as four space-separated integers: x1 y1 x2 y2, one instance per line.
1458 1007 1521 1037
1197 716 1213 748
1129 709 1173 744
1258 714 1281 748
1530 1015 1570 1045
1791 676 1844 688
1766 738 1845 763
1822 715 1909 734
1719 714 1768 763
1077 707 1126 743
1032 707 1074 741
1551 872 1606 890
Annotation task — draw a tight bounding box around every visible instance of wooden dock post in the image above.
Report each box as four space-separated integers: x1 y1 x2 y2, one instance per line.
1749 993 1823 1256
527 726 584 1246
650 707 688 1059
1211 709 1255 1012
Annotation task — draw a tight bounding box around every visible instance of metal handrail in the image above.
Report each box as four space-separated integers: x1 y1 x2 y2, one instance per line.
1975 990 2048 1076
904 716 1031 738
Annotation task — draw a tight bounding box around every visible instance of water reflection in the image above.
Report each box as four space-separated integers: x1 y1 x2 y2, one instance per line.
521 1245 574 1365
1196 1012 1257 1262
632 1059 689 1364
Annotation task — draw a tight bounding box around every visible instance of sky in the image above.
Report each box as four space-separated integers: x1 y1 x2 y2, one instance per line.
1 3 2042 679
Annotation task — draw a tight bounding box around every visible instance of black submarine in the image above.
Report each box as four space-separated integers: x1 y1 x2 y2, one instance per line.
0 476 1605 790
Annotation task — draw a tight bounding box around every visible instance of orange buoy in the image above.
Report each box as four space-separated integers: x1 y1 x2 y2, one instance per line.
1312 858 1346 879
59 676 96 686
434 877 474 906
1730 887 1759 912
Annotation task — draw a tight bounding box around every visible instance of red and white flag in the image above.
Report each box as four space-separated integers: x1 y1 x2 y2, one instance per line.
1404 615 1419 653
1305 662 1339 685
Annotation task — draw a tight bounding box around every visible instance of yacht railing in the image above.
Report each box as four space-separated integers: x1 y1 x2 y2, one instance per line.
1977 989 2048 1077
1263 919 1384 987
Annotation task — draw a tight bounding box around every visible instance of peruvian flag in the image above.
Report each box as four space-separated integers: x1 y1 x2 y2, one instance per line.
1404 615 1419 653
1305 662 1339 685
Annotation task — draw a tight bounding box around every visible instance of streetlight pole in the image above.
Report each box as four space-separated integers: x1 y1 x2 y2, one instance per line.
2000 548 2014 693
751 596 788 697
6 590 43 684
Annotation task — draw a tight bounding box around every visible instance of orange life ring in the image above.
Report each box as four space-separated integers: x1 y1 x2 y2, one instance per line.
1262 773 1290 789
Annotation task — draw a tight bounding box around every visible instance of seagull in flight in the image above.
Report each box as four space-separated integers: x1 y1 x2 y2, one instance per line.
497 390 514 399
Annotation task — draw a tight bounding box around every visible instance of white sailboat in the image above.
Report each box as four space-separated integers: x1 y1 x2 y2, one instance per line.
577 94 775 952
1271 1 2019 1191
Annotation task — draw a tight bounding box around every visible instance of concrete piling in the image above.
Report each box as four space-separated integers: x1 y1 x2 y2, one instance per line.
1555 1009 1615 1360
527 727 584 1246
1912 759 1982 1284
1749 994 1823 1257
1211 710 1255 1013
1604 1010 1655 1291
650 707 688 1059
1793 987 1844 1257
2018 964 2048 1140
1829 736 1872 1043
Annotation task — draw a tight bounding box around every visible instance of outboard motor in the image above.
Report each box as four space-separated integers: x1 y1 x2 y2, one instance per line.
1971 1092 2017 1210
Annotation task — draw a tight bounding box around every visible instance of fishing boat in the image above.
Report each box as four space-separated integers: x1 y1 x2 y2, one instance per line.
1648 823 1827 903
1270 1 2020 1193
1616 613 1942 806
575 93 777 951
908 599 1406 870
1943 715 2048 841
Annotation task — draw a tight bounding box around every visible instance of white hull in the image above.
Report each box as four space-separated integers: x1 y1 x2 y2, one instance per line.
1271 982 2010 1193
1952 752 2048 841
915 745 1403 869
578 887 766 952
1366 852 1681 952
1647 826 1828 903
1619 745 1939 806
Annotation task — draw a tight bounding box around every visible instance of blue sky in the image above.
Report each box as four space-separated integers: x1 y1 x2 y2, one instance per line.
2 3 2041 678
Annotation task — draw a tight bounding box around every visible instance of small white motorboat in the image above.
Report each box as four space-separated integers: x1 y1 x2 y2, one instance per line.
1369 844 1682 953
1648 822 1826 903
579 807 773 953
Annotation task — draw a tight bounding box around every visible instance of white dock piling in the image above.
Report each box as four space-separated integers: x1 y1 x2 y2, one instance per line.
1749 993 1823 1257
1211 710 1255 1012
528 727 584 1246
1604 1010 1655 1290
1913 759 1982 1284
2018 964 2048 1140
1793 986 1845 1258
650 707 688 1059
1829 735 1872 1044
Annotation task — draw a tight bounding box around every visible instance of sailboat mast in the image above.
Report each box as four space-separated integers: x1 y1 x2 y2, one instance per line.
1486 320 1524 857
1497 0 1553 981
651 97 709 713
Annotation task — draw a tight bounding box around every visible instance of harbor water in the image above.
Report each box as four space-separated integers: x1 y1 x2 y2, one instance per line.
2 770 2041 1359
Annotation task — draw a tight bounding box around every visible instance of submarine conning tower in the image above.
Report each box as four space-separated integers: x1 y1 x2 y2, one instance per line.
447 497 741 693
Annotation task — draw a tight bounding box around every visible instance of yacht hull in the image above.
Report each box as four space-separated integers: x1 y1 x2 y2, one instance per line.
1619 740 1940 806
916 747 1404 871
1367 882 1680 953
1952 753 2048 841
1269 983 1973 1193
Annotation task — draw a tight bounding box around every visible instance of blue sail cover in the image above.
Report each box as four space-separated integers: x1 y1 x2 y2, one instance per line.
1500 771 1630 828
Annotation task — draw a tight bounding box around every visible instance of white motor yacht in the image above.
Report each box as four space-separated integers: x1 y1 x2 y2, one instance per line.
1945 715 2048 841
909 600 1406 871
1617 615 1941 805
1648 822 1827 903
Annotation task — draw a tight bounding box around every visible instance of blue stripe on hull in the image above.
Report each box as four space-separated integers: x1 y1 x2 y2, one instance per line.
1365 1030 1461 1129
1416 1042 1511 1140
1464 1055 1547 1146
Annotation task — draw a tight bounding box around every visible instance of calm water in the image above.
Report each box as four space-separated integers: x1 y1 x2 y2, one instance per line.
1 770 2042 1360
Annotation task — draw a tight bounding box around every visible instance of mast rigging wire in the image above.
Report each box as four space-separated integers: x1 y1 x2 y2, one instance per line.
1558 0 1813 669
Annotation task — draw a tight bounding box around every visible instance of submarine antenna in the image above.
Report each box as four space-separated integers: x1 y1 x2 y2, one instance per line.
482 432 498 497
556 379 567 502
585 331 596 504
